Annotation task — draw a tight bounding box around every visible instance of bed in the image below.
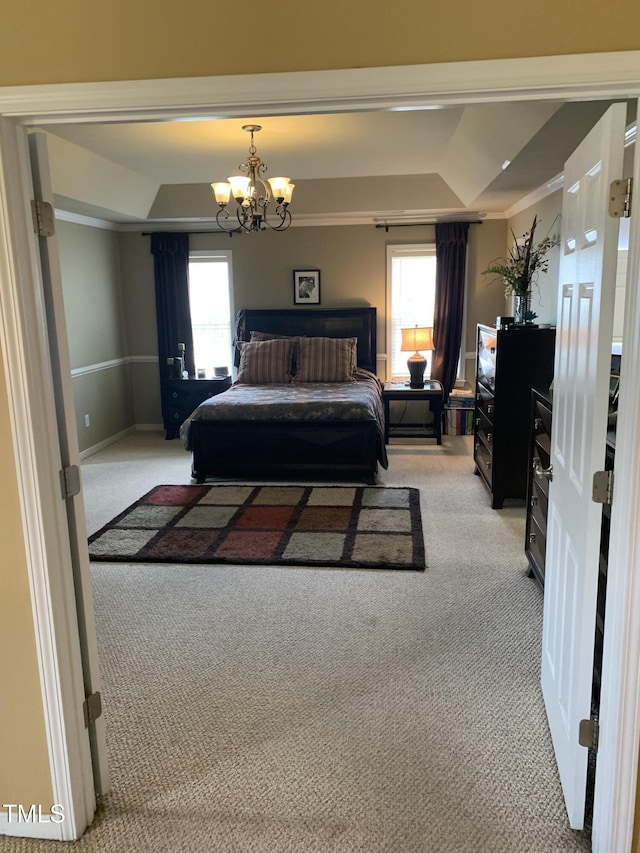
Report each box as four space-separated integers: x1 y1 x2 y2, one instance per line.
180 307 387 484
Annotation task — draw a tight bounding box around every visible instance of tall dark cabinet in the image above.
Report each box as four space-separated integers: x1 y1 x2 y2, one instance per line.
474 323 556 509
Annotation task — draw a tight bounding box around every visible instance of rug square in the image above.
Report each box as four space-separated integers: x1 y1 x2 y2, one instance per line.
351 533 416 566
197 486 254 506
306 487 357 506
251 487 305 505
357 508 412 532
115 505 183 528
296 507 352 531
175 505 238 528
145 528 220 559
89 528 157 557
361 488 411 508
282 532 346 562
234 506 295 529
143 485 205 505
214 530 282 559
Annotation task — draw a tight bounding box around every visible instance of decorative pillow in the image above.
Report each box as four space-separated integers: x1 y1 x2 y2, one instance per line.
250 331 301 374
293 336 357 383
235 339 293 384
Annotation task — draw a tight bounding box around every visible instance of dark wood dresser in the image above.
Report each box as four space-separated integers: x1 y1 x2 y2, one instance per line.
161 376 231 439
525 388 553 586
474 323 556 509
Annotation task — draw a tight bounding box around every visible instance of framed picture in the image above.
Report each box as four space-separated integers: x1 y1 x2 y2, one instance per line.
293 269 321 305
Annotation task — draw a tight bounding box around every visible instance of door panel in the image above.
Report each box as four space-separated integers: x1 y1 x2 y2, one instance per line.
29 132 110 796
541 103 625 829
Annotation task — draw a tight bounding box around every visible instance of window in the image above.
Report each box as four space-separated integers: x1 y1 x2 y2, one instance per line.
188 251 234 377
386 245 437 381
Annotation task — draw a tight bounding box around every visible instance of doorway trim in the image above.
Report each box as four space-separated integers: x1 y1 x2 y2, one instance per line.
1 51 639 848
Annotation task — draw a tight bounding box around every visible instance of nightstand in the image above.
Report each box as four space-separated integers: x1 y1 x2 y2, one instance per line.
382 381 444 444
161 376 232 439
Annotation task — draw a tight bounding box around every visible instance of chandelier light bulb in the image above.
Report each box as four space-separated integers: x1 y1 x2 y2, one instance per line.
211 125 294 233
211 182 231 205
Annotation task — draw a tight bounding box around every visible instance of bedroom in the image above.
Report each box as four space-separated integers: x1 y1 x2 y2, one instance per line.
49 101 622 459
3 21 640 852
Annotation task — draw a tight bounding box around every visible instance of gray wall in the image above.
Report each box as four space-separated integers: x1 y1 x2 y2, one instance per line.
57 219 135 452
59 218 528 448
118 232 161 425
507 191 563 326
120 221 514 413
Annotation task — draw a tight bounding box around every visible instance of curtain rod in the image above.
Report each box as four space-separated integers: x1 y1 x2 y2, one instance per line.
141 221 483 236
141 230 234 237
375 221 483 231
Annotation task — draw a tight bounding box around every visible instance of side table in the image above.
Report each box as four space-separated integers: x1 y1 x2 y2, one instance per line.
161 376 232 439
382 381 444 445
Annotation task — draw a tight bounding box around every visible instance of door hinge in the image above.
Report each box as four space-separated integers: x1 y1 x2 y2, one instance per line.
609 177 633 218
579 716 599 752
592 469 614 505
59 465 81 500
83 691 102 729
31 199 55 236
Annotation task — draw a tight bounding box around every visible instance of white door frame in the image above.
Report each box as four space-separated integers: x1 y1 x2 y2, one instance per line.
592 125 640 852
0 52 639 848
0 119 96 840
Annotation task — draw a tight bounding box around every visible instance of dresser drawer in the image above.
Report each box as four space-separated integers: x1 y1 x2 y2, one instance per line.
475 384 495 422
475 410 495 453
531 445 551 499
474 439 493 486
533 398 552 437
527 512 547 576
529 478 548 536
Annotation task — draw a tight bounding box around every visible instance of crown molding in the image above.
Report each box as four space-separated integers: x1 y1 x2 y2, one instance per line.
503 172 565 220
1 52 640 125
54 209 120 230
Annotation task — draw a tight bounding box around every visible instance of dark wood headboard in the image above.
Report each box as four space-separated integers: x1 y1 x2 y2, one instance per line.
234 307 377 373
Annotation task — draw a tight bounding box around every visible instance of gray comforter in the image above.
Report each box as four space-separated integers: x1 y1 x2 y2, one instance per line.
180 368 387 468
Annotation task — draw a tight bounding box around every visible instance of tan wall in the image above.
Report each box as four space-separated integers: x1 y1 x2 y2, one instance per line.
57 220 135 451
1 0 640 86
0 358 54 811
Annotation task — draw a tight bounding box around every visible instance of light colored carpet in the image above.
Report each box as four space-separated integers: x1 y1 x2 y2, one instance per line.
3 431 591 852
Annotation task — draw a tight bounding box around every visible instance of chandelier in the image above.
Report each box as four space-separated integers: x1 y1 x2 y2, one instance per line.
211 125 294 233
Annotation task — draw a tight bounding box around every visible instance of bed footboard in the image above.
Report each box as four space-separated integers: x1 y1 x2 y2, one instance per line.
190 420 379 484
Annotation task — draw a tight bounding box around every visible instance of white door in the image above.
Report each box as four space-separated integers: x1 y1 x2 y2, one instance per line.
541 103 626 828
29 132 110 795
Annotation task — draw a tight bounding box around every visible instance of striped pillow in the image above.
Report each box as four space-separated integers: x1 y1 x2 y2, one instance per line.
293 336 357 383
236 339 293 384
250 331 301 375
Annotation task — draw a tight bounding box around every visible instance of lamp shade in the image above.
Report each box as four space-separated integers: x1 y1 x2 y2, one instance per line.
400 326 434 353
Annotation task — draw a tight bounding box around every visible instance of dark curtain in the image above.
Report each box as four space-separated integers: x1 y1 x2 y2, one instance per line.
431 222 470 399
150 233 195 378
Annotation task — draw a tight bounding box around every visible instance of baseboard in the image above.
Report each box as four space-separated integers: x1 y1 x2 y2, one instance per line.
0 811 65 841
136 423 164 431
78 426 135 459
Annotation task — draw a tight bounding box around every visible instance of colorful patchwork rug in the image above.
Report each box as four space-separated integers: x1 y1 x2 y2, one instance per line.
88 484 425 571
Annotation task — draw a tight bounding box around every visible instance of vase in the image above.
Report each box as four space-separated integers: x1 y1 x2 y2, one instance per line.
514 291 532 325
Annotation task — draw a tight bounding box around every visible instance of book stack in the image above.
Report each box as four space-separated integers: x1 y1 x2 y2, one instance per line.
443 388 475 436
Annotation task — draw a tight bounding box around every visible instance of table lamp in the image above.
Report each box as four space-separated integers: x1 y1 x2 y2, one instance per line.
401 325 434 388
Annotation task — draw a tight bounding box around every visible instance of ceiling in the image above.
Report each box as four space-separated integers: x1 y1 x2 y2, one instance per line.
44 98 633 227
